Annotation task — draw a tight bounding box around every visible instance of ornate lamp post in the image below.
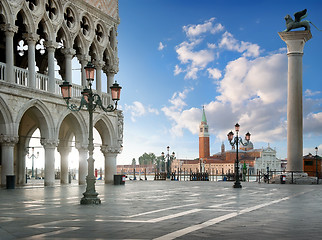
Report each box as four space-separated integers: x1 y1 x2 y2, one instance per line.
161 146 175 179
315 146 319 184
28 147 39 178
60 62 122 205
227 123 251 189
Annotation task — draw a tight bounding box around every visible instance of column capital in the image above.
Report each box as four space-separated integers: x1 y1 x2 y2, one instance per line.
57 146 72 154
0 134 19 146
41 139 59 149
77 54 91 64
61 48 76 56
93 60 105 69
278 30 312 54
22 33 39 43
44 41 58 50
103 63 118 74
75 142 88 152
0 24 18 34
100 145 121 155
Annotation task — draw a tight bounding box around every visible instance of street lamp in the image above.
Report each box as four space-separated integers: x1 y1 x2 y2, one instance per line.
227 123 251 189
60 62 122 205
315 146 319 184
161 146 175 179
27 147 39 178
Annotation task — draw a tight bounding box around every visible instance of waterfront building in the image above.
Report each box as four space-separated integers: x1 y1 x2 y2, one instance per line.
172 108 282 175
0 0 123 186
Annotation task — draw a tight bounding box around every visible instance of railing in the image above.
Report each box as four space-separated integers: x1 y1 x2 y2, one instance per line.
1 63 111 106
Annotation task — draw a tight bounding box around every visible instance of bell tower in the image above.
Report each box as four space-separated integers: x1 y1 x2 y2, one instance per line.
199 107 210 159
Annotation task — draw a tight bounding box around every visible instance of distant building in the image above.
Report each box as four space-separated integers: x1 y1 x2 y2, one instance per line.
172 108 282 175
255 144 282 173
303 153 321 177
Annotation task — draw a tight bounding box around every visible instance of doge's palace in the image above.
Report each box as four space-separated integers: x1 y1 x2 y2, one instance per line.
0 0 123 186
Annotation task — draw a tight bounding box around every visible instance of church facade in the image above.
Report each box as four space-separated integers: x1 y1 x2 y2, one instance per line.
0 0 123 186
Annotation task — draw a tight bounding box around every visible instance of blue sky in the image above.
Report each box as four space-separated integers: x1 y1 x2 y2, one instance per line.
115 0 322 164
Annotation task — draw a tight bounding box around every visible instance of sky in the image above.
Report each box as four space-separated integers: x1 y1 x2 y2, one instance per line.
27 0 322 170
115 0 322 165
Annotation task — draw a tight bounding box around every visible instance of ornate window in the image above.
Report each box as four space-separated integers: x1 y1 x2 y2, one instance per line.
95 24 104 42
46 0 58 21
80 16 90 36
26 0 39 11
64 7 75 29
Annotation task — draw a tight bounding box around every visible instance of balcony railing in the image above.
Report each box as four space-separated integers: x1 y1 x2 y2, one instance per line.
0 62 110 106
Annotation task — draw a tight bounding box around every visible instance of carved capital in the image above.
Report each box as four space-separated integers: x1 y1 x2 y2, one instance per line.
44 41 58 50
22 33 39 43
100 145 121 155
0 24 18 34
0 134 19 146
77 54 91 65
75 142 88 152
93 60 105 69
61 48 76 56
41 139 59 149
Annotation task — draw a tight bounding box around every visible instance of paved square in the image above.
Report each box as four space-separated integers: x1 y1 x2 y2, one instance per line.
1 181 322 239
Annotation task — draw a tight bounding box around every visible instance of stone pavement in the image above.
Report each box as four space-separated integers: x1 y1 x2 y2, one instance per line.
0 180 322 239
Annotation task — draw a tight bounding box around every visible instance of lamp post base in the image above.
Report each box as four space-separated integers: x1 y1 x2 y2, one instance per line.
80 193 101 205
233 182 242 188
80 176 101 205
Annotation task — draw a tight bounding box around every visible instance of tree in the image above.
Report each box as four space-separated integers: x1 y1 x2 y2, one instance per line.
138 152 156 165
132 158 136 166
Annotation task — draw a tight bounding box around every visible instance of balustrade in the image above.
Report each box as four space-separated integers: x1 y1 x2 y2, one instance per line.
1 63 111 106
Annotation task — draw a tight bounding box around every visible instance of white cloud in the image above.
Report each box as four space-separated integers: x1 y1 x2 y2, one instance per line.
305 89 321 97
158 42 165 51
166 52 290 143
219 31 260 57
183 17 224 38
125 101 159 122
174 65 183 75
161 88 196 136
304 112 322 135
207 67 222 80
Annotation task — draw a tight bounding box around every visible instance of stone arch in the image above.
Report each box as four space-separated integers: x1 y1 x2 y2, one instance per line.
0 96 14 136
16 5 36 34
94 114 116 147
89 41 101 62
15 99 55 140
57 111 88 148
0 0 13 24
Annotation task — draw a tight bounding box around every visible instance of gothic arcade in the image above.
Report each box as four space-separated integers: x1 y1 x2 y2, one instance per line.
0 0 123 186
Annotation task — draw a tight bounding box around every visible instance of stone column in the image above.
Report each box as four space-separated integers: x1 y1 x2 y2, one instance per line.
45 41 57 93
78 55 90 88
57 146 71 184
24 33 39 89
0 135 18 186
94 60 104 96
62 48 76 83
101 146 119 183
104 66 117 94
17 143 27 185
76 144 88 185
2 25 18 83
41 139 58 186
279 30 312 172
